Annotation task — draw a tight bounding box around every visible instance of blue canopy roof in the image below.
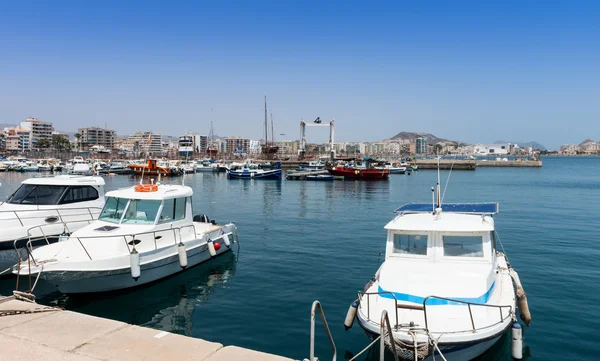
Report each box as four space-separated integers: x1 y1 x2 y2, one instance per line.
394 203 499 214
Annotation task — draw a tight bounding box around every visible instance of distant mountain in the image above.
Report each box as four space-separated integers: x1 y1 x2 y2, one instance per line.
494 140 546 151
388 132 452 145
578 138 595 146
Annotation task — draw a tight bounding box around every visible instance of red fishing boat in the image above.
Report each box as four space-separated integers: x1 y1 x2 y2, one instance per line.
327 166 389 179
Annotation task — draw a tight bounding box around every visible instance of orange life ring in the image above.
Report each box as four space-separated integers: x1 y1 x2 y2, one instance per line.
134 184 159 192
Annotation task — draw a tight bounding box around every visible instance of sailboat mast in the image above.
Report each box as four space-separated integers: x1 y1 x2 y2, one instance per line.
271 113 274 145
264 96 268 146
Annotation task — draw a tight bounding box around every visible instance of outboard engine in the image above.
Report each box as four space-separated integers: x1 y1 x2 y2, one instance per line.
193 214 210 223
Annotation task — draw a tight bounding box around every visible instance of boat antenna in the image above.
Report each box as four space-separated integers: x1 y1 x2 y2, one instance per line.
271 112 274 145
436 156 441 208
140 133 151 184
431 186 435 214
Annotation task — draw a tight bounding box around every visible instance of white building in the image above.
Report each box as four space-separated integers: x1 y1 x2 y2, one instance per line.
128 131 163 154
473 143 516 155
249 140 262 155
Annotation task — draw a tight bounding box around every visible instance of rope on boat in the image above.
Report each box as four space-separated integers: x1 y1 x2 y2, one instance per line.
0 293 62 318
428 332 448 361
348 335 381 361
384 328 429 361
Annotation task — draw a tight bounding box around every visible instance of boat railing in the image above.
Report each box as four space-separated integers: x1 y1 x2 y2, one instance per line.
358 290 401 329
307 300 337 361
26 224 203 263
422 295 512 334
358 292 512 335
0 206 102 227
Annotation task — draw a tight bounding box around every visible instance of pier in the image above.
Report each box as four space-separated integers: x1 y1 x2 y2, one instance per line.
286 170 329 180
415 159 542 170
0 297 294 361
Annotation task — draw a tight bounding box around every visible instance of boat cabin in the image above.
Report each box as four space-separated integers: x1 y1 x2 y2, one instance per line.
378 203 500 302
4 175 105 207
98 184 193 226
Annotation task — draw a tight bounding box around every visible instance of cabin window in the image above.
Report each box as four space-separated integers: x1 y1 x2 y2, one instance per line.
60 186 99 204
159 198 186 223
7 185 67 205
392 234 428 255
442 236 484 257
99 197 128 223
122 199 161 224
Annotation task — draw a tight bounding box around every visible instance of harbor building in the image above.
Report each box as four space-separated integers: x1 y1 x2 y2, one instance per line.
473 143 517 155
225 137 250 155
3 127 31 152
416 137 427 154
20 117 54 150
78 127 116 152
0 132 5 151
128 131 163 154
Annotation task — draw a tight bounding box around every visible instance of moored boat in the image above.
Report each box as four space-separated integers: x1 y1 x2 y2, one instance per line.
129 159 181 176
14 182 238 293
227 160 282 179
0 175 105 272
348 198 529 360
327 166 389 179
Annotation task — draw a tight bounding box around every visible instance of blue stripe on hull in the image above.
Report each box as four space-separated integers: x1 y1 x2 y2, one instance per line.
377 282 495 305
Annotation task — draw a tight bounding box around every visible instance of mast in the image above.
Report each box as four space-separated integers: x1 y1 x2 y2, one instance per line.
271 113 274 145
264 96 269 147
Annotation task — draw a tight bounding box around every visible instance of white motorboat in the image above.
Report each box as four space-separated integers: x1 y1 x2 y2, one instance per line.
0 175 105 272
195 160 217 172
349 199 530 360
67 156 90 175
14 182 238 293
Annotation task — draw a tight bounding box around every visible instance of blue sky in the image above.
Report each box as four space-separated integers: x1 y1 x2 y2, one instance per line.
1 1 599 149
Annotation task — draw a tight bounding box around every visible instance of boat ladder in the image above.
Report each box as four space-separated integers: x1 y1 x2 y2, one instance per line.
305 300 400 361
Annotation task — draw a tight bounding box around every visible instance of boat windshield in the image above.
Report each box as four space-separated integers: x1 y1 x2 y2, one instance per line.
7 185 67 205
98 197 161 225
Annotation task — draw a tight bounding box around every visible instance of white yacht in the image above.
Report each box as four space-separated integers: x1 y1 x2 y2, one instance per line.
0 176 105 272
14 182 238 293
351 201 528 361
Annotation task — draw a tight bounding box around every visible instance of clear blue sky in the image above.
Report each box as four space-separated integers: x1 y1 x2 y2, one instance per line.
1 1 598 149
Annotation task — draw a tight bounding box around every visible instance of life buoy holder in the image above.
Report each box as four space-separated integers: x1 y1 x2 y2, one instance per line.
134 184 159 192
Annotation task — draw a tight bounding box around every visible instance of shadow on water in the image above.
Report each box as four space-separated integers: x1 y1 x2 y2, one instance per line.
22 252 239 336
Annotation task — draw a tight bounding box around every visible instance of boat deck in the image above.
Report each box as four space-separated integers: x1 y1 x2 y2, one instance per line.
0 298 294 361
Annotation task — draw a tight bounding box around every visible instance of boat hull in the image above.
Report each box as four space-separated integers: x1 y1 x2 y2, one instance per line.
327 168 389 179
358 318 506 361
38 242 231 293
227 169 282 179
0 236 60 273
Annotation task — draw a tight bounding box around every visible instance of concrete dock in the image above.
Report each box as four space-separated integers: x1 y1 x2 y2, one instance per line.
0 297 295 361
415 159 542 170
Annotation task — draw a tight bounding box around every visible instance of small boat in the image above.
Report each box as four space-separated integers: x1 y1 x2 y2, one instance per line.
0 175 105 272
296 160 326 172
16 161 40 172
384 162 406 174
99 162 133 175
14 182 238 293
68 156 91 175
349 197 528 360
179 161 197 174
129 159 181 176
327 164 389 180
195 160 217 172
305 174 334 181
227 160 282 179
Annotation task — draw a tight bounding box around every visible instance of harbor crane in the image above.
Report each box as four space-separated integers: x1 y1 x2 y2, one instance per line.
299 118 335 160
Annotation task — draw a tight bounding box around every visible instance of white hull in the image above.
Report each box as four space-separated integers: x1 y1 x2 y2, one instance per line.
360 320 506 361
37 239 232 293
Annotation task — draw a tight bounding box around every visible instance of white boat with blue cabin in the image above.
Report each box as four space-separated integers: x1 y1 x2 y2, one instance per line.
14 182 238 293
348 198 531 360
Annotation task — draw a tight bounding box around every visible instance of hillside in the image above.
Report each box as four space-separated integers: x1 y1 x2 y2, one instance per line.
388 132 452 145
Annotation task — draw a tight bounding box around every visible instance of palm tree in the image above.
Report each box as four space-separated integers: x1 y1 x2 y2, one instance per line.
74 133 81 152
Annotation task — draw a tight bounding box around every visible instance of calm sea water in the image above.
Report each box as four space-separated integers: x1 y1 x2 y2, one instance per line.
1 156 598 360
